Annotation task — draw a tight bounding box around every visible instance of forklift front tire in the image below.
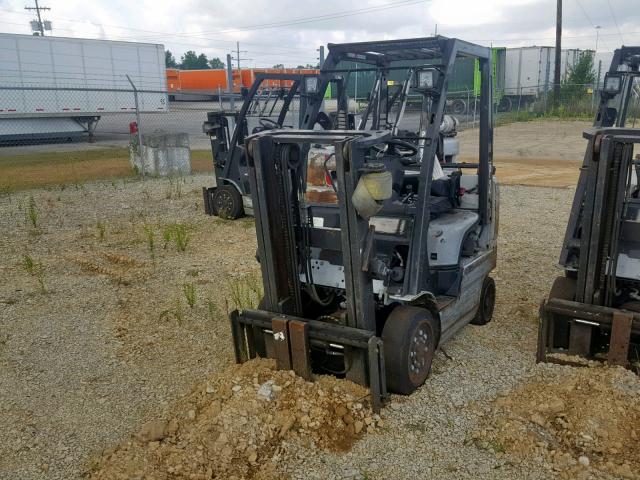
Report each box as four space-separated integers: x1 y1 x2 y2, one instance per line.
213 185 244 219
382 306 437 395
471 276 496 325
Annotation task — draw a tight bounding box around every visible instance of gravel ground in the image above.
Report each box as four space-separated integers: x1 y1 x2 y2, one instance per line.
0 174 578 479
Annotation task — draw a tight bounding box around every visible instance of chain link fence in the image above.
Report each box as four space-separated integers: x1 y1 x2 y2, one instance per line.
2 80 638 154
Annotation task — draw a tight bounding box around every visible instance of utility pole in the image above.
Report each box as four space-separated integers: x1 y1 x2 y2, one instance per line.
553 0 562 107
226 53 235 111
231 42 250 70
25 0 50 36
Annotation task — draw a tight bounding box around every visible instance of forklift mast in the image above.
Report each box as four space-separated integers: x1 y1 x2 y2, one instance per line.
538 47 640 369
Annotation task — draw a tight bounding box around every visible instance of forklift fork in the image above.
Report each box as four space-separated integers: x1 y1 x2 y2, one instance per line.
230 309 388 412
537 298 640 368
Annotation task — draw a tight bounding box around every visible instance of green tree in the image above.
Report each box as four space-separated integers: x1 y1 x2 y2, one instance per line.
559 51 596 103
180 51 210 70
273 63 285 69
209 57 225 69
165 50 178 68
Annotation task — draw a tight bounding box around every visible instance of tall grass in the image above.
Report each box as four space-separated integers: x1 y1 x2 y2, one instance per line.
163 223 190 252
228 272 263 311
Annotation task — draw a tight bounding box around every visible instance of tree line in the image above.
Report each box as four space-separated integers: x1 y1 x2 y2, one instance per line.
165 50 225 70
166 50 319 70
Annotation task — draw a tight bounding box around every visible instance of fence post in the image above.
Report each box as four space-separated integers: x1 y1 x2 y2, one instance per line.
126 74 144 178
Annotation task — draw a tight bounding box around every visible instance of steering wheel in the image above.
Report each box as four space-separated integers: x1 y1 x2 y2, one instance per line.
259 117 280 129
372 138 419 158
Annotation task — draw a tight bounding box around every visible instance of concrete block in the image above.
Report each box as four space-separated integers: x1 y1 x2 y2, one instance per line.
130 132 191 176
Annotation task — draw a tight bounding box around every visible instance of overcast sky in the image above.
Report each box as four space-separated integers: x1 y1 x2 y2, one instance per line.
0 0 637 67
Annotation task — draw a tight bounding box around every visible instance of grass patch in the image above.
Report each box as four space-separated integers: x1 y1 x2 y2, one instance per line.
0 148 213 192
228 272 263 311
163 223 190 252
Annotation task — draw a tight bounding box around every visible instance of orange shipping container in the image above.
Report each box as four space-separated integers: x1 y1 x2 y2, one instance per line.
165 68 320 95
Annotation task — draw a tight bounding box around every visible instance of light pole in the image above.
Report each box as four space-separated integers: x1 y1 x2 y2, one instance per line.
595 25 601 53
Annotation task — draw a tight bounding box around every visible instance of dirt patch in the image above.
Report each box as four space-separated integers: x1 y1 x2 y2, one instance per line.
458 119 590 162
492 157 580 188
89 358 380 480
474 364 640 479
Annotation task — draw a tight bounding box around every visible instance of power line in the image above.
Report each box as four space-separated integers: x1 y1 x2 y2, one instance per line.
572 0 610 50
605 0 624 43
162 0 429 36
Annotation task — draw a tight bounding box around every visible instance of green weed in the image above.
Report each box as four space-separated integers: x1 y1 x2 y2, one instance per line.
228 272 263 311
206 297 221 322
22 254 46 293
160 298 185 326
143 225 155 258
163 223 190 252
96 220 106 241
183 282 196 308
26 196 39 229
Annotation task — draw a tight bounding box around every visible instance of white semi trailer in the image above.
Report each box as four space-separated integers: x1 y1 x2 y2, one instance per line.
501 46 584 109
0 33 167 142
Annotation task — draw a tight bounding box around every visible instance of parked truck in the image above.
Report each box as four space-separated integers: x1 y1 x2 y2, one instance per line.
0 33 168 142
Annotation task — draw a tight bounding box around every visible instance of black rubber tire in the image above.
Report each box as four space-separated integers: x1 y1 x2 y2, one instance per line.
212 185 244 219
497 96 513 112
471 276 496 325
548 276 577 301
382 306 438 395
451 99 466 115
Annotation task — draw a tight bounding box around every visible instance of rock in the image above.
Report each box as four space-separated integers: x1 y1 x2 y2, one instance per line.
257 381 276 401
343 414 354 425
578 456 589 467
137 420 167 442
335 405 348 417
165 418 179 436
247 448 258 463
205 385 215 394
187 409 196 420
354 421 364 434
530 413 546 427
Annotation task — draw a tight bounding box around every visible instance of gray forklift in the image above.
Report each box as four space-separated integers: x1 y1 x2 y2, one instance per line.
537 46 640 370
229 37 499 411
201 73 330 218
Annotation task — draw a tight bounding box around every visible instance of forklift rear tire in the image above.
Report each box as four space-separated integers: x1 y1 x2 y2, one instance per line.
213 185 244 219
471 276 496 325
382 306 437 395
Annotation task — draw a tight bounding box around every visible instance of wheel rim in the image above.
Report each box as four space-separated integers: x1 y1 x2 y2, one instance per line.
214 190 234 216
408 325 430 382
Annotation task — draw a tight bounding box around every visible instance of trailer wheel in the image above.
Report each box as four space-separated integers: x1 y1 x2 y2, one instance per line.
451 99 466 115
471 276 496 325
213 185 244 219
382 306 437 394
498 96 513 112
